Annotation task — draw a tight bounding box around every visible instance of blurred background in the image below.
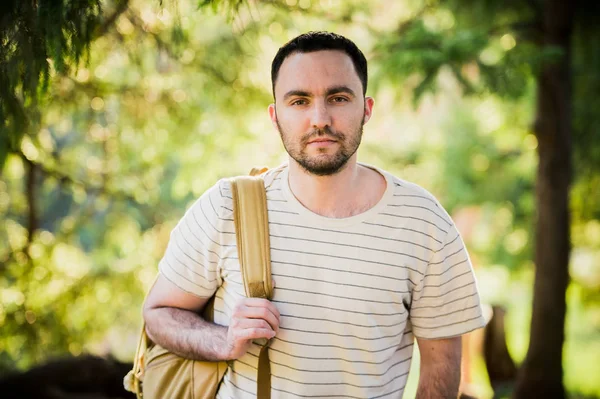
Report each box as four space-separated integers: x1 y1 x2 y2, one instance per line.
1 0 599 398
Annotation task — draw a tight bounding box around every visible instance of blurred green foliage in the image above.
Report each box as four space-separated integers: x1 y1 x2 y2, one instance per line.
0 0 129 171
0 0 599 397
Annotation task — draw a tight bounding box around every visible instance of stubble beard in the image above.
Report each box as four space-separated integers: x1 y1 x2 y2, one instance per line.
276 115 365 176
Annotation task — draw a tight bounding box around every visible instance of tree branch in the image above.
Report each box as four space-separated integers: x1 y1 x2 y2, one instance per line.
11 149 143 207
24 155 38 244
93 0 130 39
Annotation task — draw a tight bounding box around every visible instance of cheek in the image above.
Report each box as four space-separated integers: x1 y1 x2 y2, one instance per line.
332 109 362 131
347 103 366 118
278 110 309 131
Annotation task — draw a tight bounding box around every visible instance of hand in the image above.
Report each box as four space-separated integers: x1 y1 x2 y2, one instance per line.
225 297 280 360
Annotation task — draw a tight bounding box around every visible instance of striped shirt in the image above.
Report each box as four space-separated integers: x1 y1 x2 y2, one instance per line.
158 163 485 398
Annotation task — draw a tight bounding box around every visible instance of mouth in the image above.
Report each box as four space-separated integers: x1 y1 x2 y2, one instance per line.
307 138 337 144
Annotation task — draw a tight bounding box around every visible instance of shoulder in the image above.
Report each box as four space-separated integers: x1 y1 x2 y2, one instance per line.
261 163 287 189
211 178 234 220
211 165 287 218
390 175 447 212
181 178 233 222
377 167 455 233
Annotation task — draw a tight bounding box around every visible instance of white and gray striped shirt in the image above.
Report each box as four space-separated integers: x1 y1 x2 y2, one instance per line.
158 163 485 398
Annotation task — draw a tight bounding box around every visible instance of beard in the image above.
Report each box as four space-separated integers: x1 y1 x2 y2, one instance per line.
276 115 364 176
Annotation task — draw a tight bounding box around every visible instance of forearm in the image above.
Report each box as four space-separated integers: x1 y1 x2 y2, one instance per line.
415 365 460 399
144 307 229 361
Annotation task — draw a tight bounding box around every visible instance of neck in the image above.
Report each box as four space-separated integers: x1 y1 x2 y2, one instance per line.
286 155 382 218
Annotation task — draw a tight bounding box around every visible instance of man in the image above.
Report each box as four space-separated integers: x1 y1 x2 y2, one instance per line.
143 31 486 398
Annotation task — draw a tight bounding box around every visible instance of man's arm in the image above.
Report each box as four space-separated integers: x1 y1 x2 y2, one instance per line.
143 274 279 361
415 336 462 399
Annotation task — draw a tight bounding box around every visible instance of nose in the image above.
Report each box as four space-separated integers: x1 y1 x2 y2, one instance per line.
310 100 331 130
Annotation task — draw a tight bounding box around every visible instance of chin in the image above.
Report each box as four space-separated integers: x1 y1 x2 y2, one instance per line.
298 158 350 176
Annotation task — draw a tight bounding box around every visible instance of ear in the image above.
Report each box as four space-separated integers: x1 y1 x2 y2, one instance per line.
363 97 375 124
268 103 278 129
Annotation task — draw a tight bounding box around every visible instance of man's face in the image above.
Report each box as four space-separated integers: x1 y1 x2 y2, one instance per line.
269 50 374 176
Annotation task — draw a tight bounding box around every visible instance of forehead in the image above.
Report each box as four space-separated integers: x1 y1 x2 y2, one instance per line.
275 50 362 97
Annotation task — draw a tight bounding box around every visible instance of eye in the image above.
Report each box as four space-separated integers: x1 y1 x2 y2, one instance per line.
291 99 308 106
330 96 349 103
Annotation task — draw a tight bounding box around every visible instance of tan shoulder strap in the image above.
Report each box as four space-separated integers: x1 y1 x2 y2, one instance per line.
230 173 272 399
249 166 269 177
230 175 273 300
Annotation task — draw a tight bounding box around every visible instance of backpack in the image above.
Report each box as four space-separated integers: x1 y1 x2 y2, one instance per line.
124 168 273 398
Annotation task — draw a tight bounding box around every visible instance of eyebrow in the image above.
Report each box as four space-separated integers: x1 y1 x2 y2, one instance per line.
282 85 357 101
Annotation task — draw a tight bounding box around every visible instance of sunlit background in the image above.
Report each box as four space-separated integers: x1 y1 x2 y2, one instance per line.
1 0 599 398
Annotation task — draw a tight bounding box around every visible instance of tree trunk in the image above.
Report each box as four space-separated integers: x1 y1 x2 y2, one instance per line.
513 0 574 398
484 306 517 397
25 156 38 244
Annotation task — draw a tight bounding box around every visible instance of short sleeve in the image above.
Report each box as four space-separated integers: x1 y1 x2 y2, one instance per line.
410 223 486 339
158 181 226 297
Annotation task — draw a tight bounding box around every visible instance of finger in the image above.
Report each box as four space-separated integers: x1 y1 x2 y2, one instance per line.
237 306 280 333
235 318 273 332
243 298 280 320
235 327 276 341
238 298 280 323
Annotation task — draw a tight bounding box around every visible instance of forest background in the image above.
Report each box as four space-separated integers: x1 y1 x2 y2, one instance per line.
1 0 599 398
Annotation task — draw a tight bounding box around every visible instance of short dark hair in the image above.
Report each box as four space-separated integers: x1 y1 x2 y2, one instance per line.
271 31 368 98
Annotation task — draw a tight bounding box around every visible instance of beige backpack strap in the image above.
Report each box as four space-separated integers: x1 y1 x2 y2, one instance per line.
230 174 273 399
249 166 269 177
230 175 273 300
